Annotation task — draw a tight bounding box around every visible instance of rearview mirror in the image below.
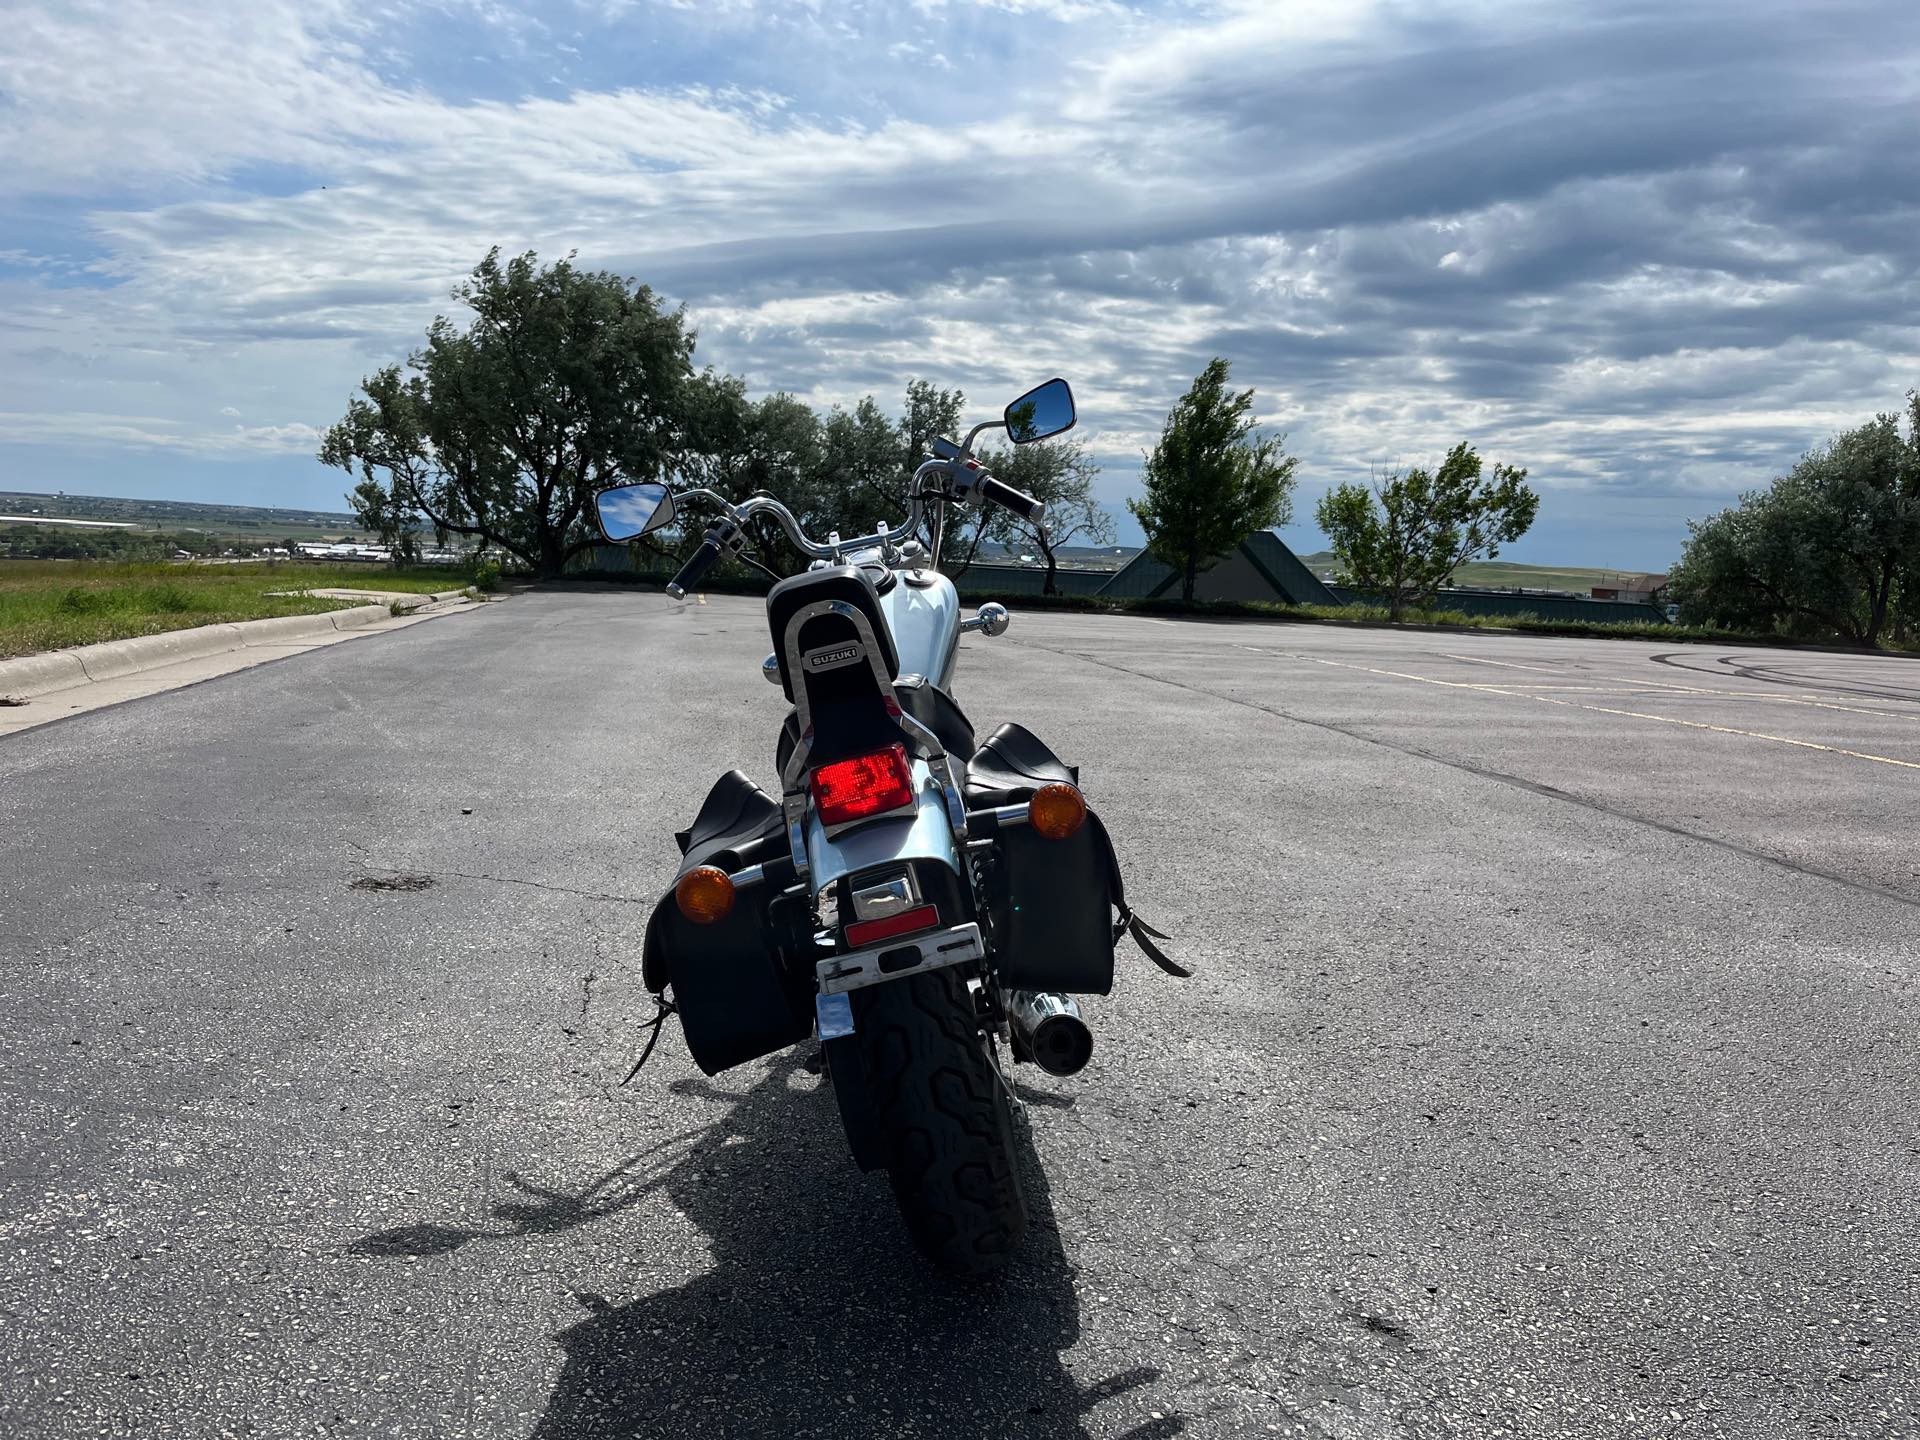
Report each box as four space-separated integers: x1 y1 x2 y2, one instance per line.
595 482 675 542
1004 378 1075 444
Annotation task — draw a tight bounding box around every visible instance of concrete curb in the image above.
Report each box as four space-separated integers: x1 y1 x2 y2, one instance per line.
0 650 90 697
287 586 477 610
0 604 394 700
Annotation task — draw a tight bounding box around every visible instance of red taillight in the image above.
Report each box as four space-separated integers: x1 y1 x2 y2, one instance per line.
810 743 916 827
844 903 940 950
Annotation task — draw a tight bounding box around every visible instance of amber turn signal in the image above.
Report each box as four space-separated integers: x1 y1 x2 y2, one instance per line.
674 865 736 924
1028 782 1086 841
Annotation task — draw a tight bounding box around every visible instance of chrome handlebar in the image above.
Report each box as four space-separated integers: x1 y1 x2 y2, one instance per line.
675 460 953 565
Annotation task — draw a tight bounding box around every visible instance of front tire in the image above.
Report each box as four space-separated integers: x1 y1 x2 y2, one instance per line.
856 969 1028 1275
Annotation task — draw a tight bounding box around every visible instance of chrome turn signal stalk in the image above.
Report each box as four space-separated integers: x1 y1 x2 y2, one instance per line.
959 602 1011 637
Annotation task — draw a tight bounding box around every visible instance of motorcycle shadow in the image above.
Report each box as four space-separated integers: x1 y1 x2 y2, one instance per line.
519 1054 1176 1439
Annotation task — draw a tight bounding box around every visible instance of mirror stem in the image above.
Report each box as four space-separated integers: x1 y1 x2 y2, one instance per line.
958 419 1007 457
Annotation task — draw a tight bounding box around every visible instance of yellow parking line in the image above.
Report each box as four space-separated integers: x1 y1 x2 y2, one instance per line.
1300 655 1920 772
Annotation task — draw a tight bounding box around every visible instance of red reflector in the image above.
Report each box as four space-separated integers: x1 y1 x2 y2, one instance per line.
845 903 940 950
810 743 916 827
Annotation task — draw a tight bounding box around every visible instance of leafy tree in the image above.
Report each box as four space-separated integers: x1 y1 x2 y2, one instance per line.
701 390 821 504
1128 358 1297 601
319 249 707 578
1899 514 1920 646
685 386 825 569
946 437 1113 594
814 396 915 542
901 380 967 488
1670 398 1920 646
695 380 965 571
1315 443 1538 620
345 478 417 564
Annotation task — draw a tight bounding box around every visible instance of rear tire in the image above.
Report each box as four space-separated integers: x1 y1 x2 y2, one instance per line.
856 969 1028 1275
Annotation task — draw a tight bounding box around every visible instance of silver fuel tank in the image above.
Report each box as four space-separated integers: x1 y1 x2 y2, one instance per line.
876 567 962 689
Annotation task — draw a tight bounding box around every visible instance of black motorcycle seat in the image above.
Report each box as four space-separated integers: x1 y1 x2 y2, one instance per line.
963 722 1080 807
775 678 975 776
675 769 784 871
899 677 976 760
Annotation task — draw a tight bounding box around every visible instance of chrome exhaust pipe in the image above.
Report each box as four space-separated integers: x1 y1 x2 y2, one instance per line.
1007 990 1094 1077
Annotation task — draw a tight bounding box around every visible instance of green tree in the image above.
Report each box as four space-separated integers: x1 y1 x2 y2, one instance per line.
1670 398 1920 646
684 386 825 570
689 380 965 572
1315 443 1538 621
946 437 1113 594
1128 358 1297 601
343 479 417 565
814 396 914 542
319 249 708 578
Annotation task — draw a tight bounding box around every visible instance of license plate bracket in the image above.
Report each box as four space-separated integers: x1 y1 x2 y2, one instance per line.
815 922 984 996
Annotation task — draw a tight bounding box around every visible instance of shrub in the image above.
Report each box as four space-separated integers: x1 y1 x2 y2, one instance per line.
58 587 111 615
465 554 503 593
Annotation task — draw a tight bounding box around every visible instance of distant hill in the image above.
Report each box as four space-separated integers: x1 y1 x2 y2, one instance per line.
978 540 1140 570
0 491 365 542
2 493 1639 591
1295 550 1642 594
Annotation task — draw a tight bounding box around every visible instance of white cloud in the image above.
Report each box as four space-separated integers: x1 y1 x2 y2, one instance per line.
1 0 1916 563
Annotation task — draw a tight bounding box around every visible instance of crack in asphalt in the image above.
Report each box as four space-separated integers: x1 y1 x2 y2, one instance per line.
1015 639 1920 917
372 867 651 906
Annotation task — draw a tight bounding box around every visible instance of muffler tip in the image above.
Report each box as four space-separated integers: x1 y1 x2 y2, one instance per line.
1008 990 1094 1077
1031 1015 1094 1077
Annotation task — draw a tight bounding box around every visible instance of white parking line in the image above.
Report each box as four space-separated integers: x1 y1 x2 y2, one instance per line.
1296 654 1920 772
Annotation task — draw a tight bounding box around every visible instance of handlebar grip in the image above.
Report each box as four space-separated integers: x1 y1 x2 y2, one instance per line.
978 475 1046 526
666 537 723 599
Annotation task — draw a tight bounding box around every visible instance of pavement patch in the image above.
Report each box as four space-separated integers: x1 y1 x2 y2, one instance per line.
349 873 437 893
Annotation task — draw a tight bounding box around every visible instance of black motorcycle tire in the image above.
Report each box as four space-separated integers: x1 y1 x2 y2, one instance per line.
855 968 1028 1275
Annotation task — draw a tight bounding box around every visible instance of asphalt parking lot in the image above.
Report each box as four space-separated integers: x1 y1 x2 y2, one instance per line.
3 590 1916 1438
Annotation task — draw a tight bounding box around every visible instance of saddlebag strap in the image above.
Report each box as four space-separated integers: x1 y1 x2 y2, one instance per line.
619 996 680 1085
1114 905 1191 978
1091 808 1191 977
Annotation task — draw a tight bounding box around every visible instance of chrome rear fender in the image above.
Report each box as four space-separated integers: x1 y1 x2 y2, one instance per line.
802 758 960 895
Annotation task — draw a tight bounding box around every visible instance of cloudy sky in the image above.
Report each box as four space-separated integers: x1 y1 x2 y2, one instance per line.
3 0 1915 568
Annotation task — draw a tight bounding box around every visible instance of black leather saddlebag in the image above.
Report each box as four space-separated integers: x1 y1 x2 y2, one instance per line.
966 723 1120 996
642 771 812 1076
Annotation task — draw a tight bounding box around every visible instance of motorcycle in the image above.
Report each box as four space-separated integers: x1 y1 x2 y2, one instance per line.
594 378 1180 1275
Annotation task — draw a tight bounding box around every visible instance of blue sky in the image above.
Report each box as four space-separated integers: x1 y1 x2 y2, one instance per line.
3 0 1916 569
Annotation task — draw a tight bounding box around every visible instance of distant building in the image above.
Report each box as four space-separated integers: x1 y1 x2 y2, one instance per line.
1101 534 1676 624
1097 532 1342 605
1591 573 1668 603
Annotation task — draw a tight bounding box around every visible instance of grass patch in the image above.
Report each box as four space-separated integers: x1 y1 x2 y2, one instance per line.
1293 551 1645 593
0 560 469 659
